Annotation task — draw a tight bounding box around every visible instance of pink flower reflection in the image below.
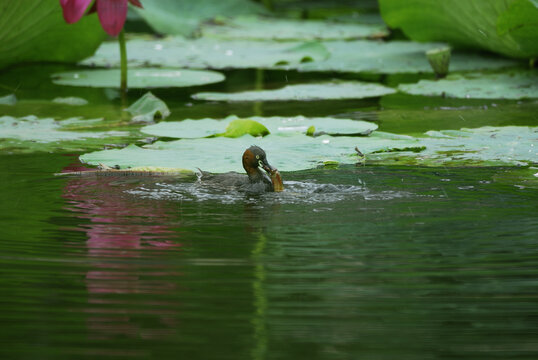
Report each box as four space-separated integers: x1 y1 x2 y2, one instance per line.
62 165 182 340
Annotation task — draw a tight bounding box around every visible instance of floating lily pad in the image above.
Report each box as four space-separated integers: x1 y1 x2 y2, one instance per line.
367 126 538 166
126 92 170 123
141 115 378 138
200 15 389 40
52 97 88 106
369 125 538 167
193 81 396 102
398 72 538 99
81 125 537 171
81 37 330 69
80 133 417 172
0 115 130 153
255 116 378 136
81 37 517 74
0 94 17 105
52 68 225 88
133 0 266 37
420 126 538 166
296 40 520 74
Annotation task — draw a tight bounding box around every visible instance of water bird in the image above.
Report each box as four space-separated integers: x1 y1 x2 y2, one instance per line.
198 146 284 193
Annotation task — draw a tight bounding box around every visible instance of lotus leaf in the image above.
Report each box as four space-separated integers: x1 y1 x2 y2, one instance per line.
497 0 538 57
193 81 396 102
398 72 538 99
297 40 520 74
81 37 330 70
52 68 225 88
80 133 418 172
200 16 389 40
379 0 538 58
133 0 266 36
82 37 517 74
0 116 130 153
81 125 537 171
140 115 378 138
370 126 538 166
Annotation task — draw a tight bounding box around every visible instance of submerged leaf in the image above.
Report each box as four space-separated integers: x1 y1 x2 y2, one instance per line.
193 81 396 102
126 92 171 123
374 100 538 135
223 119 270 138
492 167 538 189
52 68 225 88
200 15 389 40
141 115 378 139
398 71 538 99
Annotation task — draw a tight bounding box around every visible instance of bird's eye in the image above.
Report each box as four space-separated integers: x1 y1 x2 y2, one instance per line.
256 155 260 159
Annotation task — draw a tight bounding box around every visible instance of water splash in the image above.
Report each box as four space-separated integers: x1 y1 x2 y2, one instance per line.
126 178 411 205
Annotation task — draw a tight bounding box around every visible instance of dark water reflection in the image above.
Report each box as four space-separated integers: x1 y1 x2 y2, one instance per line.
0 153 537 359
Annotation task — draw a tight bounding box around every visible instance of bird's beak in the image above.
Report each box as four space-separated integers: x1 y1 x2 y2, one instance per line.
259 159 276 174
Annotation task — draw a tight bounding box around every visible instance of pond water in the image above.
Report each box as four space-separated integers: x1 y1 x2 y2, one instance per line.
1 64 537 359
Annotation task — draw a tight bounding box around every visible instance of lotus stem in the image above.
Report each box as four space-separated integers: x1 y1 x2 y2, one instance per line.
119 29 128 96
253 69 264 116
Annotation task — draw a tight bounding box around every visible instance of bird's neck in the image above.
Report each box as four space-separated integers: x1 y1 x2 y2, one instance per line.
246 167 271 186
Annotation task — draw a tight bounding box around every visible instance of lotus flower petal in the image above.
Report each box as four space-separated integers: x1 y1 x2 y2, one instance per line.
59 0 93 24
97 0 128 36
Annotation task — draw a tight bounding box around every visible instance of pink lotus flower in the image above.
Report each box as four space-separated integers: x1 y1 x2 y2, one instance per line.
60 0 143 36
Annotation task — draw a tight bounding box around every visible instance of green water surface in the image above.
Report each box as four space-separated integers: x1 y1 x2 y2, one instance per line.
0 64 537 359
